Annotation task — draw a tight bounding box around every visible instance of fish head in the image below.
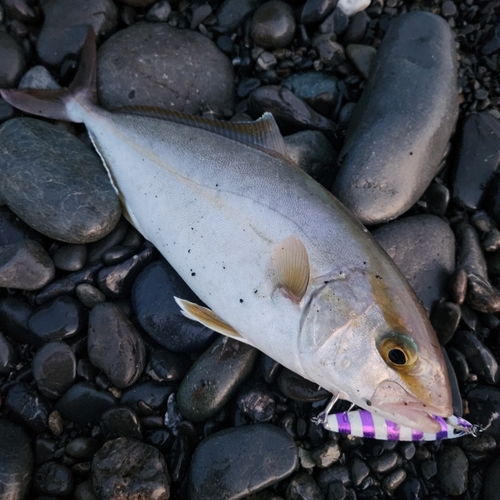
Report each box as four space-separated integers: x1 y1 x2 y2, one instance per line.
298 269 453 433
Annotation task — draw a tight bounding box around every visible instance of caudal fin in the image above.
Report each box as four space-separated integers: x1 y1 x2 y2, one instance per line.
0 27 97 123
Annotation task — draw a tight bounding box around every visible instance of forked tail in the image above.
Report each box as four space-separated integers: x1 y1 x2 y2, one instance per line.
0 28 97 122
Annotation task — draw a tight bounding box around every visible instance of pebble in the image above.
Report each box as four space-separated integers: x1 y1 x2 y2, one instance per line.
248 85 337 135
55 382 117 426
146 349 190 384
237 383 275 423
131 260 217 353
0 118 121 243
5 382 51 432
313 34 346 68
28 295 85 341
277 367 331 402
455 223 488 279
75 283 106 308
88 303 146 389
452 112 500 210
368 451 401 474
450 268 468 305
372 214 455 311
284 130 338 186
287 471 324 500
120 381 175 413
2 0 40 23
97 22 235 117
36 0 118 66
145 0 172 22
484 458 500 500
346 44 377 79
489 174 500 227
0 419 34 500
0 206 39 246
301 0 337 24
453 330 500 384
332 12 458 224
189 424 298 500
216 0 264 31
0 331 17 373
382 468 406 494
0 31 26 87
424 180 450 216
34 461 74 497
18 65 60 90
102 245 135 265
482 23 500 55
251 1 296 50
343 10 368 44
310 439 341 468
351 457 370 487
0 240 54 290
53 244 87 271
100 407 143 441
177 337 257 422
32 341 76 399
66 437 102 461
430 302 461 345
437 446 468 496
0 97 14 124
466 273 500 313
87 218 129 263
0 296 40 346
337 0 370 17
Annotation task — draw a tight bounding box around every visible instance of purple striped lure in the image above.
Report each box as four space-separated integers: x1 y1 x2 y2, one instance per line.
317 410 479 441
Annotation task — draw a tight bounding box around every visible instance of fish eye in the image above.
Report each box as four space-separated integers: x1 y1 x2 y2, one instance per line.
377 333 418 371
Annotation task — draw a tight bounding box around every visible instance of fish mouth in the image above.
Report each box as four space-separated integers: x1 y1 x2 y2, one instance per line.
369 380 453 433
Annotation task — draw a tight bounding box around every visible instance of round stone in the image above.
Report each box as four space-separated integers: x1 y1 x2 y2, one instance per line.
34 461 74 497
251 0 296 50
0 31 26 87
53 244 87 272
438 446 468 496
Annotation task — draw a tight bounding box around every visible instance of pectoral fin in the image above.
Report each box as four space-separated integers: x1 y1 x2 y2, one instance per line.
174 297 254 345
272 236 310 303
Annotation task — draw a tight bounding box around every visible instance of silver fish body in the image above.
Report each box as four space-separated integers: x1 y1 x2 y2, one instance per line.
0 30 453 434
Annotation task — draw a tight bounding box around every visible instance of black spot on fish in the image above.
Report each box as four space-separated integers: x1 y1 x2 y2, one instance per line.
239 299 244 303
375 275 383 280
128 89 136 99
366 400 372 406
191 272 196 276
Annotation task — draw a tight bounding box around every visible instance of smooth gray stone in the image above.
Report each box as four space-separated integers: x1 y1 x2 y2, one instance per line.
37 0 118 66
372 215 455 311
0 31 26 87
455 223 488 279
18 65 60 90
0 419 34 500
53 244 87 272
75 283 105 308
346 44 377 79
332 12 458 224
0 240 55 290
88 303 146 389
189 424 298 500
0 118 121 244
98 22 235 117
217 0 265 31
251 0 296 50
452 113 500 210
438 446 468 496
0 332 17 374
177 337 257 422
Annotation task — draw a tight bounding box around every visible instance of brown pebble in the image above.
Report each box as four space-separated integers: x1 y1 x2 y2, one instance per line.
450 268 468 305
48 410 64 436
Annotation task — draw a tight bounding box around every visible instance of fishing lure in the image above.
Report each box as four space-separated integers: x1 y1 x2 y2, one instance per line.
315 410 480 441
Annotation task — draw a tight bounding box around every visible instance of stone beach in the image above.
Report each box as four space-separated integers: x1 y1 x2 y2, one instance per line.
0 0 500 499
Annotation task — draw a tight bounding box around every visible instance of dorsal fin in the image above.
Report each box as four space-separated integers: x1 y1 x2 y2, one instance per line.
114 106 289 160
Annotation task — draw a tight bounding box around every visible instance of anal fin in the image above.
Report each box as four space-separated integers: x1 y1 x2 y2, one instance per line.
174 297 253 345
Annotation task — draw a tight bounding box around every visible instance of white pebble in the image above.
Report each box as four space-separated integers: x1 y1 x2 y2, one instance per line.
337 0 371 16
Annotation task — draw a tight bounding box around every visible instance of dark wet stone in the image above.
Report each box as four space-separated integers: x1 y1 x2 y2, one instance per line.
332 12 458 224
100 407 143 440
456 223 488 279
93 437 170 500
55 382 117 426
0 98 15 124
248 86 337 136
450 268 468 305
351 457 370 487
34 461 73 497
5 382 51 432
483 229 500 252
261 354 281 384
466 273 500 313
35 262 103 305
373 215 455 311
167 433 191 483
423 180 450 217
0 420 34 500
301 0 338 24
452 113 500 210
87 218 129 263
0 31 26 87
346 44 377 79
237 383 275 423
2 0 40 23
316 465 351 491
0 332 17 374
121 381 175 413
88 303 145 389
313 34 346 67
33 341 76 399
287 472 323 500
66 437 102 460
285 130 338 186
430 302 461 345
19 65 60 90
29 295 86 342
0 206 42 246
453 331 500 384
146 349 190 384
482 22 500 55
310 439 341 468
0 118 121 244
0 240 54 290
177 337 257 422
97 246 154 299
472 210 495 233
98 22 234 117
35 434 57 464
37 0 118 66
251 0 295 50
368 452 400 474
277 367 331 402
217 0 264 31
0 296 40 345
343 10 368 44
145 0 172 22
438 446 468 496
190 424 297 500
420 459 438 480
75 283 106 308
484 457 500 500
102 245 135 266
382 468 406 494
53 244 87 272
132 260 217 353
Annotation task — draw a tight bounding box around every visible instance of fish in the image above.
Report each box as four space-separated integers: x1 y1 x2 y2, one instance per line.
317 410 479 441
1 28 454 435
